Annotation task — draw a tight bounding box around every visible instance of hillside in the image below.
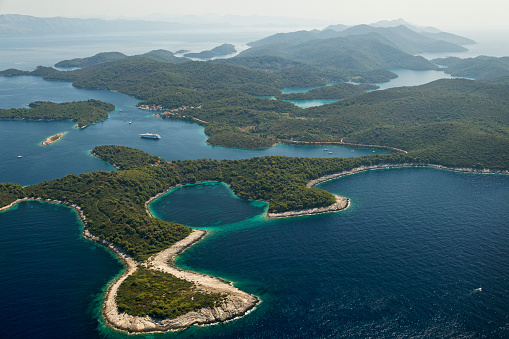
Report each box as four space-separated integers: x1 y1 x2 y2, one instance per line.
0 100 115 128
248 23 471 54
239 36 437 82
184 44 237 59
55 50 190 68
433 56 509 80
157 78 509 169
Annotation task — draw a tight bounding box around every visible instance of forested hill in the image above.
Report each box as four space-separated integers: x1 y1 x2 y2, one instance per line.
55 50 190 69
432 56 509 80
236 36 437 83
184 43 236 59
0 100 115 128
247 24 471 54
154 78 509 170
0 56 328 97
1 142 506 261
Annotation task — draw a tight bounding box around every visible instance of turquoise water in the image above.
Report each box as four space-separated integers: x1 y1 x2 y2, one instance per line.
3 168 507 338
2 32 509 338
149 168 509 338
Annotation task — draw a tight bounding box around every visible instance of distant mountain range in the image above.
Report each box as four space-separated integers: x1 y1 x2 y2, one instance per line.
249 20 475 54
0 14 185 36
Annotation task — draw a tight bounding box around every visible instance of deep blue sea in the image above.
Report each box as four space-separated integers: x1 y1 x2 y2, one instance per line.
1 30 508 338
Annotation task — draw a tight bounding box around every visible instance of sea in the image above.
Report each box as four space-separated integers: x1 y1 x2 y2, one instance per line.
1 28 508 338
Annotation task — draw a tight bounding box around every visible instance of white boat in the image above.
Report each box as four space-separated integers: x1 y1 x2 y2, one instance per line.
140 133 161 139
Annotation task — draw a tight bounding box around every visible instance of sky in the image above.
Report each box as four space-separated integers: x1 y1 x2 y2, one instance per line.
1 0 509 31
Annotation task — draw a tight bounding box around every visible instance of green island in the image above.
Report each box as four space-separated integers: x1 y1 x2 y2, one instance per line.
433 55 509 80
1 137 508 331
0 100 115 128
1 26 508 332
184 43 237 59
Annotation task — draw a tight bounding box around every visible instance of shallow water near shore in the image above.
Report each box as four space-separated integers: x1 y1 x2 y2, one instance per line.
2 29 509 338
112 168 509 338
2 167 508 338
0 201 123 338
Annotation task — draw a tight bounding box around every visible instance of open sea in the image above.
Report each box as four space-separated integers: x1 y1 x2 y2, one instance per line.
1 28 508 338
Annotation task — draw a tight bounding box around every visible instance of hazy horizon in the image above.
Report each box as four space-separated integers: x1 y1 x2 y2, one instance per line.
2 0 509 31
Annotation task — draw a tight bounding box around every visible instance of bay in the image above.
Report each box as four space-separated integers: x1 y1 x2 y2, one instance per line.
145 168 509 338
0 76 386 186
0 201 123 338
1 28 508 339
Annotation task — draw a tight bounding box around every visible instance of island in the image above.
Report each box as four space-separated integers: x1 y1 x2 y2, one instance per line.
1 144 507 333
41 132 66 146
184 43 237 59
0 23 508 333
0 100 115 128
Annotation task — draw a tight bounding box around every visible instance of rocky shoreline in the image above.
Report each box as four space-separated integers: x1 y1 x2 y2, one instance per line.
306 163 509 188
267 194 350 218
0 195 259 334
1 163 506 334
41 132 66 146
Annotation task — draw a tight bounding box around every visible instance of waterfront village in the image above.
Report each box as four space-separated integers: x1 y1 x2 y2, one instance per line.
138 104 202 116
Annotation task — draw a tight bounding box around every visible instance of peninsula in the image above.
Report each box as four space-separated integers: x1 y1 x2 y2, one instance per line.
1 143 507 333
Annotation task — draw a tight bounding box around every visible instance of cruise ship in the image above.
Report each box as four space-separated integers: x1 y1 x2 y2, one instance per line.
140 133 161 139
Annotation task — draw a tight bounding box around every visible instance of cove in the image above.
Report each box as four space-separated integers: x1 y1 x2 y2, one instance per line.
145 168 509 338
0 76 387 186
0 201 123 338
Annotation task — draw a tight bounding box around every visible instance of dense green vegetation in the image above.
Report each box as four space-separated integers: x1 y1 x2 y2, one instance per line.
184 43 236 59
154 79 509 169
2 137 505 263
55 52 128 68
238 36 437 83
433 56 509 80
1 142 506 318
0 183 24 206
0 146 408 259
1 56 325 100
0 100 115 128
1 55 506 168
116 266 225 319
54 50 190 68
92 145 164 170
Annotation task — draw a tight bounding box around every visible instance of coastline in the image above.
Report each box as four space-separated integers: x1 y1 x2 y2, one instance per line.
267 194 350 218
1 163 506 334
306 163 509 188
102 228 259 333
0 195 259 334
283 139 408 153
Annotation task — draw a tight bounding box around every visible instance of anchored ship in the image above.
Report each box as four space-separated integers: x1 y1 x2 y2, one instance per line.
140 133 161 139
